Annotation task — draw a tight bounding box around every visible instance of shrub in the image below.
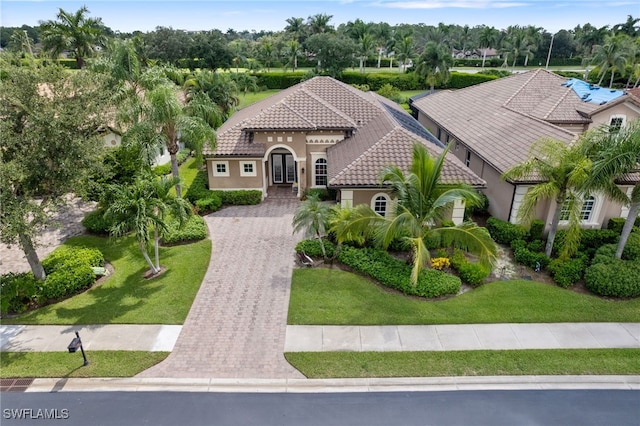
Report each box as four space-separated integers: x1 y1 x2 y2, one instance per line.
607 217 626 234
443 72 498 89
303 188 336 202
162 215 207 244
0 272 40 315
465 191 489 218
152 163 171 176
591 244 618 266
457 262 490 287
548 257 585 288
584 260 640 298
295 239 335 258
527 239 545 252
449 248 468 270
528 219 545 241
42 262 95 300
486 217 528 244
42 246 104 275
513 244 550 270
214 190 263 205
82 209 112 235
553 229 619 259
337 246 460 298
176 148 191 165
430 257 450 270
622 232 640 261
184 170 210 203
195 194 222 214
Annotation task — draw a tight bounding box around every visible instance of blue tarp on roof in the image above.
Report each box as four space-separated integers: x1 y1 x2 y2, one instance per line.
561 78 625 105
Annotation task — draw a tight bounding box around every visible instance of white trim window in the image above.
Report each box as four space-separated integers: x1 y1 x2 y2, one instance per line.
212 161 229 177
314 158 327 187
371 193 390 217
560 195 598 223
609 115 626 132
240 161 257 177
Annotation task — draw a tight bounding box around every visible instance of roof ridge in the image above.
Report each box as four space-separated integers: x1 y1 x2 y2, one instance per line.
300 86 358 127
503 104 579 139
543 85 575 120
503 68 542 107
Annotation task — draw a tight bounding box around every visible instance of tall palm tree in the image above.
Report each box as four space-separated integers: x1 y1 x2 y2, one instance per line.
591 35 628 87
292 194 333 259
230 72 259 101
575 24 610 57
501 26 531 70
285 17 305 42
284 40 302 71
126 84 216 198
357 33 374 72
395 35 414 72
613 15 640 37
39 6 105 69
415 41 453 93
184 70 238 120
582 120 640 259
105 174 191 275
478 25 499 69
307 13 334 35
502 138 592 258
332 144 497 285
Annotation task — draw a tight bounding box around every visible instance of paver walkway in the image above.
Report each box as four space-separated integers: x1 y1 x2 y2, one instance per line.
138 196 304 378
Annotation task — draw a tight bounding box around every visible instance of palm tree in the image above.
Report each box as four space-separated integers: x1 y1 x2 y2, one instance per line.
105 174 191 275
613 15 640 37
415 41 453 93
502 138 592 258
284 40 302 71
395 35 414 72
184 70 238 120
307 13 334 35
591 35 628 87
478 26 499 69
126 84 216 198
230 72 259 101
575 24 610 57
501 26 531 70
332 144 497 285
39 6 105 69
357 33 374 72
285 17 305 42
292 194 333 259
582 120 640 259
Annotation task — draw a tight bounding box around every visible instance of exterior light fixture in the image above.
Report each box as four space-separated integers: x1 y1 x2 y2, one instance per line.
67 331 89 366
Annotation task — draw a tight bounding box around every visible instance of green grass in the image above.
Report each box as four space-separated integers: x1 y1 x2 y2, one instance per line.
0 351 169 378
2 235 211 325
285 349 640 378
288 268 640 325
238 90 280 109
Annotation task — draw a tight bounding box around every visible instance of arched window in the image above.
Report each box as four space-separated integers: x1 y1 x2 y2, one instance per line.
315 158 327 186
371 193 390 217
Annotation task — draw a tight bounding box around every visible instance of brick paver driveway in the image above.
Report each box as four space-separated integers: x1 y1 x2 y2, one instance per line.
139 196 304 378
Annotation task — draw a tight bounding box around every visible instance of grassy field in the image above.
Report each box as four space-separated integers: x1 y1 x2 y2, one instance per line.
288 268 640 325
1 351 169 378
2 235 211 325
238 89 280 109
285 349 640 378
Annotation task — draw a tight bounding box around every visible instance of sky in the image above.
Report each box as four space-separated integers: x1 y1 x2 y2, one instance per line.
1 0 638 34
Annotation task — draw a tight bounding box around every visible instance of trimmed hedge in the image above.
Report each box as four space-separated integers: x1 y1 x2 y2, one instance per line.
184 170 211 204
295 239 335 258
341 72 422 91
486 217 528 245
186 170 262 209
511 239 551 270
162 215 207 244
548 257 585 288
622 232 640 261
195 195 222 214
337 245 460 298
42 262 95 300
213 190 262 206
442 72 498 89
585 260 640 298
251 72 306 89
607 216 640 234
42 246 104 275
457 262 490 287
553 229 619 259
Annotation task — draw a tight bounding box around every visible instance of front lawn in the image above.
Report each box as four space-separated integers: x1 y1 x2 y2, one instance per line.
1 351 168 378
285 349 640 378
288 268 640 325
2 235 211 325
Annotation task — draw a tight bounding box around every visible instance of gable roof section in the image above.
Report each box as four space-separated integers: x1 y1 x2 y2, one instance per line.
412 69 581 178
205 76 382 157
328 94 484 187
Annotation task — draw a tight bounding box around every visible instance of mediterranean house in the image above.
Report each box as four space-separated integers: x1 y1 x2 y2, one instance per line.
411 68 640 231
203 76 484 223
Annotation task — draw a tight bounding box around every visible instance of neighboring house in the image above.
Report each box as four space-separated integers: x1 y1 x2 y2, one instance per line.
203 76 484 223
100 127 173 167
411 68 640 231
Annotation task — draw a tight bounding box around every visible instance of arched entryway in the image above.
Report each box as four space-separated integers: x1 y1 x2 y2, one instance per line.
263 145 304 198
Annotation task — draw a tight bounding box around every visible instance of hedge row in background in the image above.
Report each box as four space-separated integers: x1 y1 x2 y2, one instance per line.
1 246 104 315
337 245 461 298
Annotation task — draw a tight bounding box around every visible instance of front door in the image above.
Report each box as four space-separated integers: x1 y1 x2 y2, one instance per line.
272 153 295 184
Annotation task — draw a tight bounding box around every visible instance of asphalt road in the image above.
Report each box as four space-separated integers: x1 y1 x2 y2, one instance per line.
2 390 638 426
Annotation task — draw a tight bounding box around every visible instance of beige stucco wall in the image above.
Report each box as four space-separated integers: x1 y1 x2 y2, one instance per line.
588 102 640 129
206 158 264 190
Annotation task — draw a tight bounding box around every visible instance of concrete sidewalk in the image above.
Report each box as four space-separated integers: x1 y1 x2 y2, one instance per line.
285 323 640 352
0 325 181 352
2 323 638 353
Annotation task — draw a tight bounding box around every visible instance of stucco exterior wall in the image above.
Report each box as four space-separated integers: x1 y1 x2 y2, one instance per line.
588 102 640 129
206 158 264 190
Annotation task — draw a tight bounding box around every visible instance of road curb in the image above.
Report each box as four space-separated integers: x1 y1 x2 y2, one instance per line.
23 375 640 393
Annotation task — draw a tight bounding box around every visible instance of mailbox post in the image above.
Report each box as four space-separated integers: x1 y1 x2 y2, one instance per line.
67 331 89 366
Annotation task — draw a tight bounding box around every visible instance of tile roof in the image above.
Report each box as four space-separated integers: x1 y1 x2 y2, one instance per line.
328 93 485 187
412 69 583 180
205 76 381 157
